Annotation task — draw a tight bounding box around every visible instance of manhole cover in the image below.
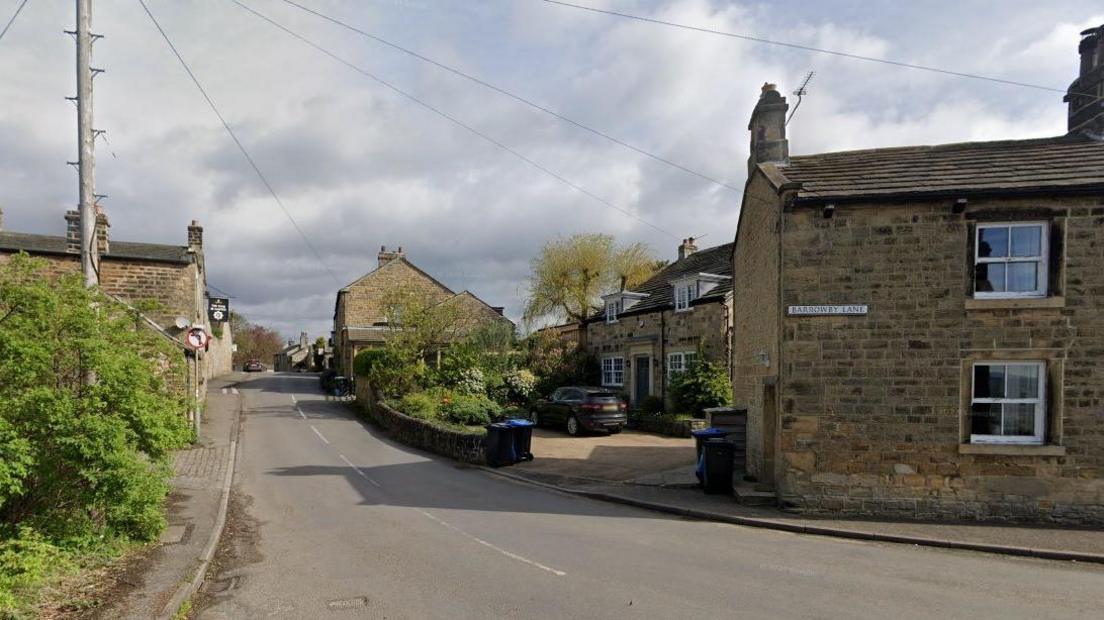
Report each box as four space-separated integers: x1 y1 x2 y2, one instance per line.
327 596 369 610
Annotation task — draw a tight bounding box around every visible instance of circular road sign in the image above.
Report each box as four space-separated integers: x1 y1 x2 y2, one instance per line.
186 327 210 350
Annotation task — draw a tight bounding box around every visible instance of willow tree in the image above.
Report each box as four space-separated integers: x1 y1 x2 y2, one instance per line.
523 234 659 324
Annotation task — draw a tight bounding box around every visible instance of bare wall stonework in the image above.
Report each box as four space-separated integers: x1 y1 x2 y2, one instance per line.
771 195 1104 523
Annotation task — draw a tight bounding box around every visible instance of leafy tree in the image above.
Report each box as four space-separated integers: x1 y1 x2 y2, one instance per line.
523 234 660 324
229 311 283 367
524 329 600 396
381 288 465 365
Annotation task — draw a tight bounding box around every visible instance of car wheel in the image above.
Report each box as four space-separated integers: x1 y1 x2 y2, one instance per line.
530 410 540 427
608 426 623 435
566 415 580 437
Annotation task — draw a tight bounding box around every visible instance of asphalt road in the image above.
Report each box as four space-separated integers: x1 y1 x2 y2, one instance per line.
195 373 1104 619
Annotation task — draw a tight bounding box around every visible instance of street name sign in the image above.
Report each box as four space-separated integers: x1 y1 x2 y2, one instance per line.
787 304 868 316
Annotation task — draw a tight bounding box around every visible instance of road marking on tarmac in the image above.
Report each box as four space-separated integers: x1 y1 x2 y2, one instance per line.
231 387 239 395
296 406 307 420
291 395 297 404
416 509 566 577
310 425 330 444
221 388 228 395
338 454 382 487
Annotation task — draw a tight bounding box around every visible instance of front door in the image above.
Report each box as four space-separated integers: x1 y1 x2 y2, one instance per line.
633 356 651 406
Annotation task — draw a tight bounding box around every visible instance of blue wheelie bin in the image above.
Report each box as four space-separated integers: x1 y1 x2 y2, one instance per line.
485 423 516 467
505 419 535 462
691 427 730 485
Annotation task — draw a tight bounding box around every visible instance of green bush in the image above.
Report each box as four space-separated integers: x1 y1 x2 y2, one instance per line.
399 392 439 420
353 348 424 397
439 393 501 426
0 255 193 612
502 369 537 404
669 357 731 418
452 367 486 396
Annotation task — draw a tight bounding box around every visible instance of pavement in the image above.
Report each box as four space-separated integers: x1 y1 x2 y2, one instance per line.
189 373 1103 619
93 375 241 620
500 425 1104 562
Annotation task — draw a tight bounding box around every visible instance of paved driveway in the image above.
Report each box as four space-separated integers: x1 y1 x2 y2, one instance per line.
512 428 696 485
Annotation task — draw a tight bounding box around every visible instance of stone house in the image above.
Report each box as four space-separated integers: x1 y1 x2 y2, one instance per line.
274 332 312 372
585 239 734 408
0 208 233 400
732 24 1104 523
332 246 513 375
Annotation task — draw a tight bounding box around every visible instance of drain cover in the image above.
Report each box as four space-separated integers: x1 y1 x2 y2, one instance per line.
327 596 369 610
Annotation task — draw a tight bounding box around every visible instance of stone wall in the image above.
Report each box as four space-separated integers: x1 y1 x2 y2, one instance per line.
773 194 1104 523
633 414 708 438
356 379 486 464
732 173 782 482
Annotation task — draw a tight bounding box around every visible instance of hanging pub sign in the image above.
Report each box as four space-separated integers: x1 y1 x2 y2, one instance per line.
787 304 868 316
208 297 230 323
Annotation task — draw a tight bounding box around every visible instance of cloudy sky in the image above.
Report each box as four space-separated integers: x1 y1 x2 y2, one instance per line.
1 0 1100 339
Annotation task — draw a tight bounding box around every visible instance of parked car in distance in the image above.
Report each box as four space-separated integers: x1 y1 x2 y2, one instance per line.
530 386 627 436
243 359 265 372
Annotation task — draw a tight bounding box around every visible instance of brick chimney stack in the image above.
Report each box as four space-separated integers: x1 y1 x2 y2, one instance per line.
378 245 405 267
678 237 699 261
95 206 109 255
187 220 203 251
65 210 81 254
747 83 790 176
1066 24 1104 136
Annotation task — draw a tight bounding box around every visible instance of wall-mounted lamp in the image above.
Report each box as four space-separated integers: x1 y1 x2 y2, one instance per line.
952 197 968 214
822 203 835 219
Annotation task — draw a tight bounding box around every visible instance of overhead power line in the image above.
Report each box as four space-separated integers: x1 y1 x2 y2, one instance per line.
541 0 1101 101
232 0 678 239
135 0 342 286
278 0 740 193
0 0 31 46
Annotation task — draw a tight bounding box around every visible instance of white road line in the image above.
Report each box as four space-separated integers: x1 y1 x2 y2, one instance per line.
231 387 239 395
296 406 307 420
221 388 228 395
416 509 566 577
310 425 330 444
291 395 297 404
338 454 382 488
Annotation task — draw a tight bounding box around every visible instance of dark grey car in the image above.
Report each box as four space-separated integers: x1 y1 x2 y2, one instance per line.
530 386 627 436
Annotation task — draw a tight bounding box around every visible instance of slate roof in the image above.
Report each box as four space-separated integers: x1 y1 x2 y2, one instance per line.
589 242 734 321
0 231 192 264
762 133 1104 204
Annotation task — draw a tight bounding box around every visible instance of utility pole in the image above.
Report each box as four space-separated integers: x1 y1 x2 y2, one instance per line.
74 0 99 287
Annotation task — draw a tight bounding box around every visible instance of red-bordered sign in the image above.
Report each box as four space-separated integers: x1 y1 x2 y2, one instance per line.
185 327 210 350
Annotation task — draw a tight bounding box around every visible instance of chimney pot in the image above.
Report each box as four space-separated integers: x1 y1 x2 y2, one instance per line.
678 238 699 261
378 244 405 268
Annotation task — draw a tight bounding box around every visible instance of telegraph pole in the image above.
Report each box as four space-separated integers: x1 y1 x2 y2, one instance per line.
74 0 99 287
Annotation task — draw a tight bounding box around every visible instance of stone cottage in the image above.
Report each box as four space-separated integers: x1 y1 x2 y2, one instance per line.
732 24 1104 523
332 246 513 375
0 209 233 399
274 332 312 372
586 239 733 407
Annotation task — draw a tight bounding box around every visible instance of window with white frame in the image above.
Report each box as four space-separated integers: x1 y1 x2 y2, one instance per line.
970 361 1046 445
974 222 1048 298
667 351 697 375
674 282 697 311
602 357 624 386
605 299 622 324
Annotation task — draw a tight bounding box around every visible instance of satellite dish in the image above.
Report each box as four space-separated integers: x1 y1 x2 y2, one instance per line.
174 316 190 329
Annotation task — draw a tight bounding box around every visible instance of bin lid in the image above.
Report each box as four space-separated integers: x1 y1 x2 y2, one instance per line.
505 419 535 427
691 427 730 437
485 422 511 430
